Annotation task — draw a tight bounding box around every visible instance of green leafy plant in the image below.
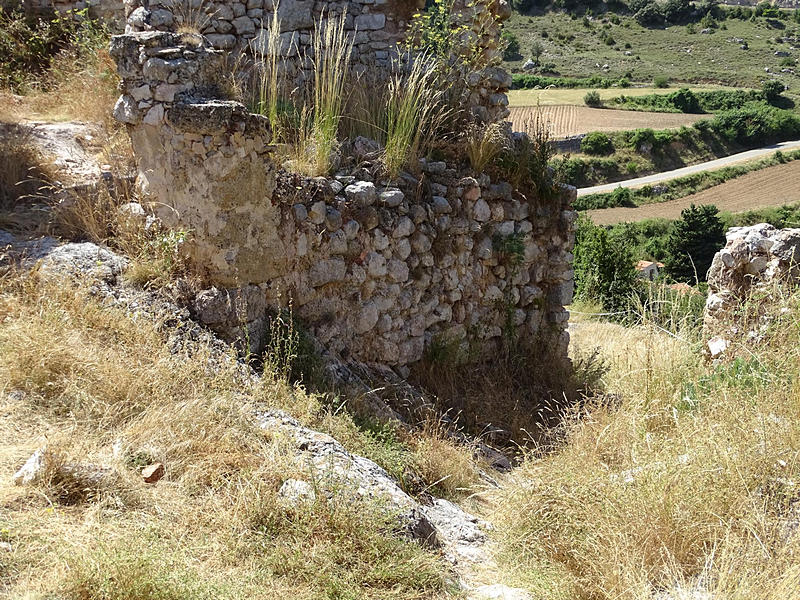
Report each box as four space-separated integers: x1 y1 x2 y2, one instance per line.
584 90 602 107
581 131 614 155
664 203 726 283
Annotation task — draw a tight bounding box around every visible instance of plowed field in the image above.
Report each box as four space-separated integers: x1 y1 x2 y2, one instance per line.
587 160 800 225
509 105 705 139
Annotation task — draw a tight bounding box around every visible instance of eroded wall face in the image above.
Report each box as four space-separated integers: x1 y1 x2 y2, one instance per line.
110 31 575 368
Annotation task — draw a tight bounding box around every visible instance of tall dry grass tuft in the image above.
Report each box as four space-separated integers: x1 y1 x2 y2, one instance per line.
55 182 187 288
491 288 800 599
383 53 449 178
465 121 507 173
289 9 354 176
252 5 283 133
0 126 52 210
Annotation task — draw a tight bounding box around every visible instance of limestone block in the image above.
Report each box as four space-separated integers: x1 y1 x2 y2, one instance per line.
309 258 347 286
354 12 385 30
345 181 377 205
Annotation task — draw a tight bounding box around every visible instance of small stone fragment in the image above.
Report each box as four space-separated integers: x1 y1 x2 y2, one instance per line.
142 462 165 483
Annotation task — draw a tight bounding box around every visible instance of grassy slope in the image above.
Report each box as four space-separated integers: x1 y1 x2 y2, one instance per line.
0 274 477 599
504 10 800 88
492 298 800 599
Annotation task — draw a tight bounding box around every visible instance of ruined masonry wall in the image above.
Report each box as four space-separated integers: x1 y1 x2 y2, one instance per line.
123 0 513 123
110 31 575 367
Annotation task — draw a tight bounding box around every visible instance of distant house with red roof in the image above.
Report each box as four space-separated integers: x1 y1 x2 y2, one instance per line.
635 260 665 281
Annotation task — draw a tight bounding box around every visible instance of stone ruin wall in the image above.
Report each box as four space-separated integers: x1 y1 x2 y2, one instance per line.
705 224 800 330
25 0 512 124
109 27 574 369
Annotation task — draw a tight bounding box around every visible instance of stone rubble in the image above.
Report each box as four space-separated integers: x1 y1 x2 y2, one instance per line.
705 223 800 339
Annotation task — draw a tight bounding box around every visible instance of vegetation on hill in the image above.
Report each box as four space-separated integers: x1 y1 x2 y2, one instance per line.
555 103 800 187
603 83 788 113
503 4 800 88
493 277 800 598
575 149 800 211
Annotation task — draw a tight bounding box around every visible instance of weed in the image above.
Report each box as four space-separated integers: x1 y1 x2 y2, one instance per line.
383 52 449 178
465 122 508 173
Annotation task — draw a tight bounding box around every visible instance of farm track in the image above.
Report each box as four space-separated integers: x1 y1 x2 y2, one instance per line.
509 105 705 139
587 160 800 225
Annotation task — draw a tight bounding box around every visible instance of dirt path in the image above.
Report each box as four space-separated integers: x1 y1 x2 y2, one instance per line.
509 105 704 138
587 160 800 224
578 139 800 197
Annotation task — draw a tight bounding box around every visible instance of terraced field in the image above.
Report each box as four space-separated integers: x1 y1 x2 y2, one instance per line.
587 160 800 224
509 105 706 139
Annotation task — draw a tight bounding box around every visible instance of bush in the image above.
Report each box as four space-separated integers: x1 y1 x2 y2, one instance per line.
762 79 786 104
501 30 521 60
581 131 614 155
511 74 631 90
670 88 701 113
635 2 664 26
663 0 691 24
707 104 800 146
584 90 602 107
653 75 670 88
0 7 106 91
574 216 639 311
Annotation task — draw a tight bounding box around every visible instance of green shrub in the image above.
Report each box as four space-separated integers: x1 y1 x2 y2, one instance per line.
762 79 786 104
574 216 639 311
511 74 631 90
584 90 602 107
653 75 670 88
635 2 664 27
581 131 614 155
664 204 726 283
0 7 106 91
501 29 521 60
707 104 800 146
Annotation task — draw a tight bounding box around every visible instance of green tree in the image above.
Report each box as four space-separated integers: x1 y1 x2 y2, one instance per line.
501 30 521 60
574 216 639 312
762 80 786 105
664 204 726 283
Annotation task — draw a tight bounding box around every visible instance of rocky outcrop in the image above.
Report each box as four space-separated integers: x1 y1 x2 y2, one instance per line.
109 30 575 370
704 224 800 356
705 224 800 326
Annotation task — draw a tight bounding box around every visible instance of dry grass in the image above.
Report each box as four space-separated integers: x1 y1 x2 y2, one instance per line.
411 340 576 449
0 273 454 599
465 122 507 173
491 295 800 599
509 105 704 140
0 126 54 210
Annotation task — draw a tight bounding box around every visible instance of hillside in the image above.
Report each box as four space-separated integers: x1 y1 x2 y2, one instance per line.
503 5 800 87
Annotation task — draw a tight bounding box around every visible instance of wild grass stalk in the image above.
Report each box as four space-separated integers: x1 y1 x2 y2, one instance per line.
298 9 353 175
383 53 448 178
252 4 282 134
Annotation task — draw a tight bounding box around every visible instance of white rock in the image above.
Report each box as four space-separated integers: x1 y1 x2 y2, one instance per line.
707 336 730 358
473 198 491 222
13 448 47 486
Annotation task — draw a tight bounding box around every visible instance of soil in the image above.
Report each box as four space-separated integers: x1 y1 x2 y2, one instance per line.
587 160 800 225
509 105 706 139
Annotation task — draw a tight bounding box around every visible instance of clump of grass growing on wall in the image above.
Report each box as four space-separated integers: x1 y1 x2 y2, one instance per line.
466 122 508 173
383 53 449 178
302 9 354 175
252 4 282 134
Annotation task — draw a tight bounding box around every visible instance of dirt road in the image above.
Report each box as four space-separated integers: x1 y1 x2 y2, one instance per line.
578 139 800 197
587 160 800 225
